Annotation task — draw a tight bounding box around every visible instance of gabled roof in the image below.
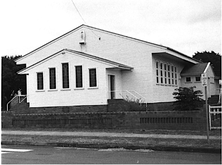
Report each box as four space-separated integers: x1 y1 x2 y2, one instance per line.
66 49 133 70
18 49 133 74
181 63 209 76
15 24 198 64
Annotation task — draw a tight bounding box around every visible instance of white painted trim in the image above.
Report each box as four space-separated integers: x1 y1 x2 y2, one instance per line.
203 62 211 74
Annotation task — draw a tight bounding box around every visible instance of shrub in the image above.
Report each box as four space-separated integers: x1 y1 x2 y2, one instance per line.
123 95 145 111
173 86 203 111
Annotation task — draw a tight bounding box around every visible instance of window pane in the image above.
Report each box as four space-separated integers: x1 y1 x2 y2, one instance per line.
186 77 191 82
161 77 163 84
168 78 171 84
37 72 43 90
195 77 200 82
62 63 69 88
89 68 97 87
49 68 56 89
75 66 83 88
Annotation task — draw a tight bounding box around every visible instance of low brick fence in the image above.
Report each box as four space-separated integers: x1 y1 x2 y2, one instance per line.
3 110 207 130
125 111 206 130
2 111 14 128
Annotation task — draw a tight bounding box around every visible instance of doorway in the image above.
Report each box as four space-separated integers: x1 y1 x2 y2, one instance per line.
108 75 115 99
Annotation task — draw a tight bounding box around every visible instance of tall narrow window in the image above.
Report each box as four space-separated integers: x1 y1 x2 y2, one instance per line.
37 72 44 90
168 65 171 85
156 62 159 84
164 64 167 84
49 68 56 89
171 66 174 85
89 68 97 87
62 63 69 88
175 67 177 85
75 66 83 88
160 63 163 84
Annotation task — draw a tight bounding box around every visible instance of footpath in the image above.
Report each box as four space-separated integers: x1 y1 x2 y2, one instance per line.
2 129 221 153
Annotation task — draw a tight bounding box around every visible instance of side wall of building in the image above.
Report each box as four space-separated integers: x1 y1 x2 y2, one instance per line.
181 65 217 98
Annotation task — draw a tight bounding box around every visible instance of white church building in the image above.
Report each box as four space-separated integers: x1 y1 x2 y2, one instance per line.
16 24 219 108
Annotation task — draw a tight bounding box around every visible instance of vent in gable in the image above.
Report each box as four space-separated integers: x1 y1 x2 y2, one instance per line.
79 30 86 45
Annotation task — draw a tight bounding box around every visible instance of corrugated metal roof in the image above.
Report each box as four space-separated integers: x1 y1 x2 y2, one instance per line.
181 63 208 76
66 49 133 70
15 24 199 64
18 49 133 74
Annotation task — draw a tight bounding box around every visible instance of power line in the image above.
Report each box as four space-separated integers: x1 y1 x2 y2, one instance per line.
70 0 101 39
70 0 86 24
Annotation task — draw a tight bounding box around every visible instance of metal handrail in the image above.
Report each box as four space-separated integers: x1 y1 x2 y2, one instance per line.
127 90 147 107
6 95 27 111
108 90 147 109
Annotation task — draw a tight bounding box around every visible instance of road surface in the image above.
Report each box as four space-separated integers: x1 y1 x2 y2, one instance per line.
2 145 221 164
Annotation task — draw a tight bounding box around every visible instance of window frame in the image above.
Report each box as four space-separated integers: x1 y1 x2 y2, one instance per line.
89 68 97 88
49 68 56 89
62 63 70 89
155 60 178 87
195 76 201 82
185 77 191 82
37 72 44 90
75 65 83 88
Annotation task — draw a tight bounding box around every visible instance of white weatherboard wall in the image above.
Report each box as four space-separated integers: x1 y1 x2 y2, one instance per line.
181 76 205 98
19 26 168 104
151 55 186 102
26 52 114 107
18 25 199 105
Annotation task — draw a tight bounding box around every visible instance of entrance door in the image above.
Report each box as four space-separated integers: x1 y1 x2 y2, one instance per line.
108 75 115 99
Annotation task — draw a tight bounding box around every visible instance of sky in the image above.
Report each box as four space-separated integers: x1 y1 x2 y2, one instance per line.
0 0 221 57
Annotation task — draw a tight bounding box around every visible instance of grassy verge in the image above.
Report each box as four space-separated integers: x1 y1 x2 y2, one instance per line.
2 127 221 136
2 133 221 153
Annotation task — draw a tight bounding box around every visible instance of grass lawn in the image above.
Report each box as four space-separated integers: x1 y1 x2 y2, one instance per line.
2 127 221 136
2 128 221 152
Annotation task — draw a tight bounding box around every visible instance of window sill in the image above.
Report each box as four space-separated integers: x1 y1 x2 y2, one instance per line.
36 90 45 92
61 88 71 91
156 84 178 87
74 87 84 90
48 89 58 92
185 82 192 84
88 87 98 89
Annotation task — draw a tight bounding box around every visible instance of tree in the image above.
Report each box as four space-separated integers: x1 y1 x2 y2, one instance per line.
173 86 203 111
1 56 26 111
193 51 221 79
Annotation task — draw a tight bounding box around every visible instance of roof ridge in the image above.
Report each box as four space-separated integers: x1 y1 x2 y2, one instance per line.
16 24 197 63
